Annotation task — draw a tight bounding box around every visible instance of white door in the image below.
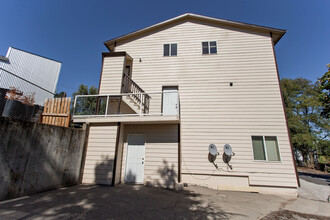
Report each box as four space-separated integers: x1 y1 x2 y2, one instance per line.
125 135 145 183
162 87 178 115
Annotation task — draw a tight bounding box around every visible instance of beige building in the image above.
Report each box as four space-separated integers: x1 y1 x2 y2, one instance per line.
73 13 299 195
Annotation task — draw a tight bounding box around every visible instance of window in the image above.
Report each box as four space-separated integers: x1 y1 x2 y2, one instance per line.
163 43 177 56
202 41 217 54
252 136 281 161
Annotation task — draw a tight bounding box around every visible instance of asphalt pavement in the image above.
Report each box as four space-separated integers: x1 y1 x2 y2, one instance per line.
298 171 329 186
0 184 294 220
0 171 329 219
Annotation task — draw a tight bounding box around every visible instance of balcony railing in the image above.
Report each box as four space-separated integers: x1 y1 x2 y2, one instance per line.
72 91 180 117
122 73 151 113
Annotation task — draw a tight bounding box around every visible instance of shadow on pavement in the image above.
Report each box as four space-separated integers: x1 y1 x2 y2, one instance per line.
0 156 243 219
0 184 241 219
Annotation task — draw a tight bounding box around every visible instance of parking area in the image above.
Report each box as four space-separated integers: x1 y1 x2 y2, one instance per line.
0 177 329 220
0 184 292 220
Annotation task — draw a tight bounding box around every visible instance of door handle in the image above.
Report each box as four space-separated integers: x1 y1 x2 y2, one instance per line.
142 161 144 164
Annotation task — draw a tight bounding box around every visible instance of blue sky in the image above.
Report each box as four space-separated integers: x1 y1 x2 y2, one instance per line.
1 0 329 96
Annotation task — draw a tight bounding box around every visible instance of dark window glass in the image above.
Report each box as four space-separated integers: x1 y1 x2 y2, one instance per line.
171 44 177 56
210 41 217 54
202 42 209 54
164 44 170 56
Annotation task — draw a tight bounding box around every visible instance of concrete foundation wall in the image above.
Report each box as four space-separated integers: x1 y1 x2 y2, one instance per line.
0 117 87 201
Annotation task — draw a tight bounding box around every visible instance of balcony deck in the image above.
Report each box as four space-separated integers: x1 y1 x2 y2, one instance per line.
73 114 180 124
72 90 180 125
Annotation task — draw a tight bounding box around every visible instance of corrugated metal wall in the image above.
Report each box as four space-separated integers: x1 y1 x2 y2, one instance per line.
0 47 61 105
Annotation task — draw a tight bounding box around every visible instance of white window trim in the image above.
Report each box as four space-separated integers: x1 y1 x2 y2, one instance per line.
251 135 282 163
202 41 217 55
163 43 177 57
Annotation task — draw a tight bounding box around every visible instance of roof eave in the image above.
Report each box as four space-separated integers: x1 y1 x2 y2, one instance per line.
273 30 286 45
104 13 286 49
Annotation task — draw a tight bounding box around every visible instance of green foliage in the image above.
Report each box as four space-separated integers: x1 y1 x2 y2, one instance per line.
281 78 329 166
318 139 330 160
72 84 98 97
54 91 66 98
316 64 330 118
72 84 98 115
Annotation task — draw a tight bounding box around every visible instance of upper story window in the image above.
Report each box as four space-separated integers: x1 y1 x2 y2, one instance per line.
164 43 177 56
251 136 281 161
202 41 217 54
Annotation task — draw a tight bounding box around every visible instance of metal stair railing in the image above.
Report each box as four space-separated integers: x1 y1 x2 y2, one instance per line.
122 73 150 113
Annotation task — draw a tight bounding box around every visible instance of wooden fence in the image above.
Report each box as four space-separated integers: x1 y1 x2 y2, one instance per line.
41 97 71 127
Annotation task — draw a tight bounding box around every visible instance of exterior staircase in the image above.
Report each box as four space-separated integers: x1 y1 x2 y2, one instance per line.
122 95 144 114
121 74 150 114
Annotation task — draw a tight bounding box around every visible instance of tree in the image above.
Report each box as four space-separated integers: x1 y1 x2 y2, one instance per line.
72 84 98 115
315 65 330 166
281 78 327 167
316 64 330 118
72 84 98 97
54 91 67 98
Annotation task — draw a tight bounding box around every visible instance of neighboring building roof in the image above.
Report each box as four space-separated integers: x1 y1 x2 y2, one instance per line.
0 47 62 105
9 47 62 63
104 13 286 51
0 55 9 62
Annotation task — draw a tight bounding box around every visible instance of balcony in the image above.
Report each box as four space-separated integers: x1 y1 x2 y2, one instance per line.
72 75 180 124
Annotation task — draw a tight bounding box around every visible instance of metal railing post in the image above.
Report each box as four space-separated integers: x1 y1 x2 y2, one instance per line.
105 95 109 117
139 94 142 116
143 95 146 113
73 95 78 116
177 92 180 116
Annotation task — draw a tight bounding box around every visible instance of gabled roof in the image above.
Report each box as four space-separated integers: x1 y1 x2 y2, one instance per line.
104 13 286 51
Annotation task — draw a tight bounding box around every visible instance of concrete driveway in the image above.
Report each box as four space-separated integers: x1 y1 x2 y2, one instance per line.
0 184 328 220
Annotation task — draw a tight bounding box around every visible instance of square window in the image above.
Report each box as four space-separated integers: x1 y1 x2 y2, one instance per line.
202 41 217 54
252 136 281 161
164 43 177 56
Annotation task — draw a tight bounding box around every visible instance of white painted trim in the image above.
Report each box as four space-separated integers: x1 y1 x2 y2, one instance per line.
76 91 179 98
73 113 179 118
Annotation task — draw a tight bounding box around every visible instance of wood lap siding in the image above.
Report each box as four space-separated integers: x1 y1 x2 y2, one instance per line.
121 125 178 185
82 125 118 185
113 21 297 187
99 56 124 94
